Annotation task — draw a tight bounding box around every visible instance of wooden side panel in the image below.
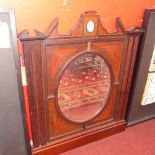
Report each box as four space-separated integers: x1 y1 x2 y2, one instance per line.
121 35 141 119
114 34 141 120
23 42 48 147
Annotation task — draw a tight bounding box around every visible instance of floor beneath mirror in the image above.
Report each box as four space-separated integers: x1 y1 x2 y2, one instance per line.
60 118 155 155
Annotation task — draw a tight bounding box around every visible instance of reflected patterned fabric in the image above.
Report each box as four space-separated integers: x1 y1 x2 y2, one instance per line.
58 53 111 121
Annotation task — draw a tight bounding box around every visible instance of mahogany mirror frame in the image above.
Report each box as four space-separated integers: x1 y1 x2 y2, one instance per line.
18 11 144 155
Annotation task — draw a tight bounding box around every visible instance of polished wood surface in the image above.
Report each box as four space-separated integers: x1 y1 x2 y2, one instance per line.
19 11 143 155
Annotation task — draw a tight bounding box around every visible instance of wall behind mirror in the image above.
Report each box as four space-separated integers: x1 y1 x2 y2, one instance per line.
1 0 155 35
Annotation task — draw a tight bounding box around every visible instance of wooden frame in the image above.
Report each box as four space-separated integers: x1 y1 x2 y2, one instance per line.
127 9 155 126
18 11 143 155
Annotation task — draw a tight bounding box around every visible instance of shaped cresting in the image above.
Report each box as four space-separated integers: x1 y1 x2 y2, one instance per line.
18 10 144 154
18 10 135 39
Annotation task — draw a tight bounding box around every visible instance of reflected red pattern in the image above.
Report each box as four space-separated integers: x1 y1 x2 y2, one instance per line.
58 53 111 122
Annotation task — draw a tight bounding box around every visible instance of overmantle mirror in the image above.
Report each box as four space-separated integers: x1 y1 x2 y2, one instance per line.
18 10 143 154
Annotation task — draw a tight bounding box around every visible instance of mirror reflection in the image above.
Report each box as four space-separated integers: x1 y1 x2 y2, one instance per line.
58 53 111 123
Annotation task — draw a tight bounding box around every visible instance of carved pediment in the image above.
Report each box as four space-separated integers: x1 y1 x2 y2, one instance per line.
18 10 144 40
18 11 126 40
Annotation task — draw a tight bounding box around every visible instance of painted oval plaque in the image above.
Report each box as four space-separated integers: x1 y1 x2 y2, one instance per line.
86 20 95 33
57 53 112 123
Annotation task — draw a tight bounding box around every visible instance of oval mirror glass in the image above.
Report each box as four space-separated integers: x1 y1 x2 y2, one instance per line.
57 53 112 123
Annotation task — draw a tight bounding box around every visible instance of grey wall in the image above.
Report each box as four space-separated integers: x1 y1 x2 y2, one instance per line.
0 9 30 155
